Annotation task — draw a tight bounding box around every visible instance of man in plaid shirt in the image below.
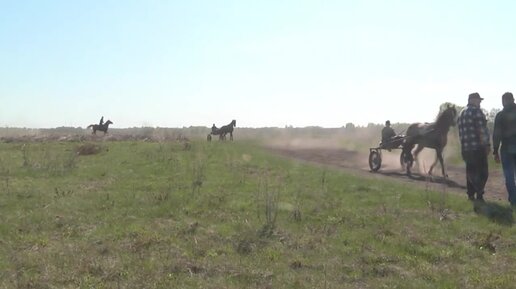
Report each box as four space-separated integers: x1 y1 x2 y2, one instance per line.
457 92 491 201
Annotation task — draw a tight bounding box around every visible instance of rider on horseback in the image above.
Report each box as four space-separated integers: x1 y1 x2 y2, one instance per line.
87 118 113 135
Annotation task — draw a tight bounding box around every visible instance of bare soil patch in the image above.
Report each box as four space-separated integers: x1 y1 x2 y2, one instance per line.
265 142 508 203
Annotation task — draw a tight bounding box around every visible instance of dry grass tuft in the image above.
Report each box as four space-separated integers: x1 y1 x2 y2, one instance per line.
76 143 102 155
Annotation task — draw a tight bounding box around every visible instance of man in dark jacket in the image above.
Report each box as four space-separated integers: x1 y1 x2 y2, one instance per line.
381 120 396 142
380 120 397 150
493 92 516 206
458 92 490 201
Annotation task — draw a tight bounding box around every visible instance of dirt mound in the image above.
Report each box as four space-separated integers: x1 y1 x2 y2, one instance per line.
76 143 103 155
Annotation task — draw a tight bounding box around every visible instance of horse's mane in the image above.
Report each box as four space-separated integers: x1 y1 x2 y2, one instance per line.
434 106 457 128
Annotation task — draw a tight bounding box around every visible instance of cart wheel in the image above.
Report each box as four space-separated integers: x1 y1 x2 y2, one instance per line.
369 150 382 172
400 151 413 171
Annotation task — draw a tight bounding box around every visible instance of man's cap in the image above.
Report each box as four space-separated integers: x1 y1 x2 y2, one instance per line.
385 120 391 125
468 92 484 101
502 92 514 101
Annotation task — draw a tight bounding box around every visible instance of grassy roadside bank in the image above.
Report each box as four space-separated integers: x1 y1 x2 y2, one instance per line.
0 140 514 288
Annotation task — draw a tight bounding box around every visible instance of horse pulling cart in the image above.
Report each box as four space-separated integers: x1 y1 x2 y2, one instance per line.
368 135 412 172
367 105 457 176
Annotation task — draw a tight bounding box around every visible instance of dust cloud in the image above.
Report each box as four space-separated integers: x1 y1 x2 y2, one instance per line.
263 125 463 176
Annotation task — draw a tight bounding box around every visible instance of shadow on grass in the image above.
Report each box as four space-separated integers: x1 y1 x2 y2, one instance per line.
377 170 467 190
473 201 514 226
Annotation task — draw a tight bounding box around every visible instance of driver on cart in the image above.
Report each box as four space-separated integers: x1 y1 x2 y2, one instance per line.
380 120 404 151
382 120 396 143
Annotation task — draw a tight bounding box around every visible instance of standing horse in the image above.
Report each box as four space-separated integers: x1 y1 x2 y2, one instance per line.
401 105 457 177
216 120 236 141
87 120 113 135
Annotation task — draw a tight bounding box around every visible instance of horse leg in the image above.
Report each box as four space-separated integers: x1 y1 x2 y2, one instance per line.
435 149 447 178
428 156 438 175
402 142 415 175
428 151 440 176
230 132 233 141
412 144 424 173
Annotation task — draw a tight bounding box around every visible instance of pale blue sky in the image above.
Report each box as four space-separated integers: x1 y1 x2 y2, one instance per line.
1 1 515 128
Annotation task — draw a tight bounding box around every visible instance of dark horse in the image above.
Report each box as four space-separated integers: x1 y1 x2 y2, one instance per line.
401 105 457 177
87 120 113 135
218 119 236 140
208 120 236 141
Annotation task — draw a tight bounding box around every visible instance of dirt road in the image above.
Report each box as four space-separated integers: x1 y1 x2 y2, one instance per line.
265 142 508 203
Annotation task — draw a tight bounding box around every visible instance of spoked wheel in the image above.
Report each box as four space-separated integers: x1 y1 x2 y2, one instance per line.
369 150 382 172
400 151 414 174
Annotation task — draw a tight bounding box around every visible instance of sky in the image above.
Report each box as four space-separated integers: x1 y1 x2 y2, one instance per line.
1 0 515 128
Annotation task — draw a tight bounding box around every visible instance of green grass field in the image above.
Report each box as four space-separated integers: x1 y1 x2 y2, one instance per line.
0 140 515 289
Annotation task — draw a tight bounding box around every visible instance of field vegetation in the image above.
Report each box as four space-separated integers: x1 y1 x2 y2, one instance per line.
0 131 514 288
